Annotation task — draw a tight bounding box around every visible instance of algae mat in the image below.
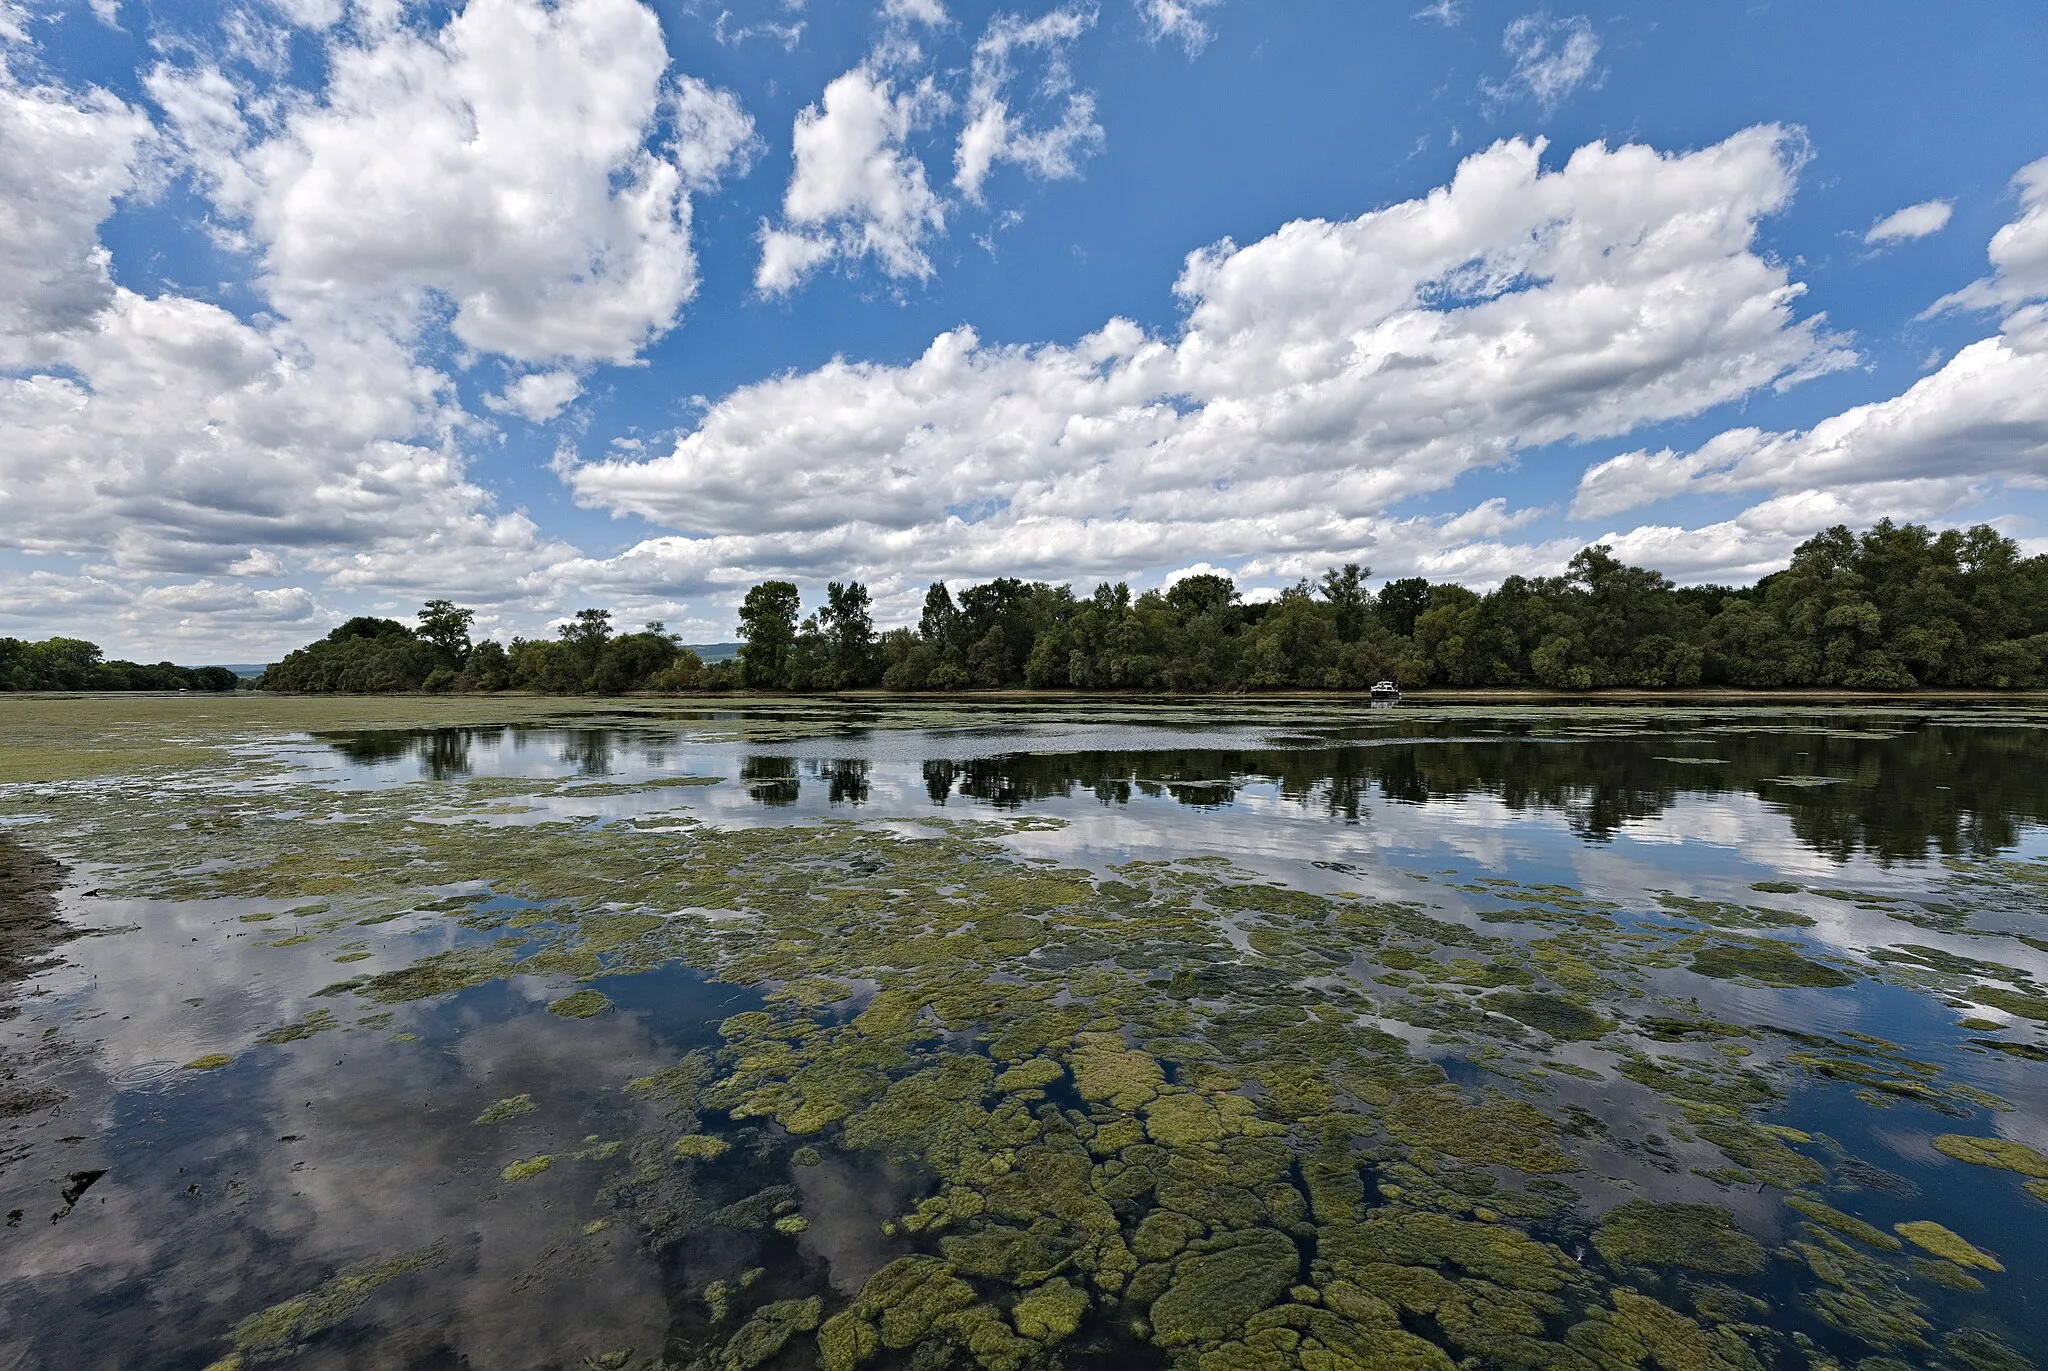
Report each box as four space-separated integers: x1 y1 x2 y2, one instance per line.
1 696 2047 1371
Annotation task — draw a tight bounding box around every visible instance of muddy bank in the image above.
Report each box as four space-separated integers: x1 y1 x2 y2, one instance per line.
0 834 70 995
0 834 73 1124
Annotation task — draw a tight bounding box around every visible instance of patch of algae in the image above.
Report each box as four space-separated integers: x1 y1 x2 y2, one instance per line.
474 1094 535 1123
213 1244 442 1366
183 1053 234 1071
1689 942 1855 989
548 988 613 1018
1892 1221 2003 1272
15 709 2029 1371
1931 1133 2048 1179
1783 1196 1902 1251
1592 1201 1766 1276
674 1134 731 1161
500 1155 553 1183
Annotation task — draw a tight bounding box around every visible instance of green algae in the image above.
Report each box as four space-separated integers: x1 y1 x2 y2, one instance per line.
718 1296 822 1370
1892 1221 2003 1271
1592 1200 1766 1276
1149 1229 1301 1346
1931 1133 2048 1178
183 1053 234 1070
223 1244 442 1363
1690 942 1855 988
500 1154 554 1183
1011 1276 1089 1340
1482 990 1609 1040
1385 1089 1576 1173
1784 1196 1903 1251
19 702 2048 1371
1909 1256 1987 1292
547 988 613 1018
255 1008 339 1044
474 1094 535 1123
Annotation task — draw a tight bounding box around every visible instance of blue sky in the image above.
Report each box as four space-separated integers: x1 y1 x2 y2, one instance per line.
2 0 2045 657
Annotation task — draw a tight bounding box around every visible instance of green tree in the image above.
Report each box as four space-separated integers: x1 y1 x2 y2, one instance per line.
820 580 878 688
416 600 475 663
1319 563 1372 642
737 581 801 688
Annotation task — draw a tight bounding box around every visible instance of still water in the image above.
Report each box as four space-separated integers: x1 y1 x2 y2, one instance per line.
2 698 2046 1371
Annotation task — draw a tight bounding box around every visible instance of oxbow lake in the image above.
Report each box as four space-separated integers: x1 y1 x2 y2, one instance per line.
2 695 2047 1371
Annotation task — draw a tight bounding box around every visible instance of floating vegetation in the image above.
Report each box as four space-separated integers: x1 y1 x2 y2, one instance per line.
1931 1133 2048 1178
216 1244 442 1366
673 1135 730 1161
1689 942 1855 988
500 1155 553 1183
1893 1221 2004 1272
10 698 2048 1371
547 988 614 1018
1592 1199 1767 1275
183 1053 234 1071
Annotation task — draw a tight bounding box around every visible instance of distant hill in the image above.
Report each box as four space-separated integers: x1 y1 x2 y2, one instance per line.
684 642 743 664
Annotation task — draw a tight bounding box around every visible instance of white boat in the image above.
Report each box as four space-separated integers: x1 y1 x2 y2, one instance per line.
1369 680 1402 702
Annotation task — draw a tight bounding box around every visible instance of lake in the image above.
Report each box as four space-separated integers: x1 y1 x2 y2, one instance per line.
2 695 2046 1371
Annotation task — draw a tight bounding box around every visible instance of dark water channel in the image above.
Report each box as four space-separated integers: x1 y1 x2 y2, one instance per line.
1 702 2046 1371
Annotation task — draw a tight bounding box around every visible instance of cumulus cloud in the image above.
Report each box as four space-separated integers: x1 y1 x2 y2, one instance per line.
1135 0 1220 53
151 0 755 363
1487 12 1599 114
1930 155 2048 314
486 370 583 424
756 65 948 293
954 6 1103 202
1562 156 2048 585
881 0 949 26
1573 319 2048 519
1579 157 2048 525
0 44 152 367
1864 198 1951 246
575 126 1847 597
0 0 709 648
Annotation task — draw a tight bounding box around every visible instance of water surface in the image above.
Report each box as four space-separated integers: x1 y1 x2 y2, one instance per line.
2 697 2045 1371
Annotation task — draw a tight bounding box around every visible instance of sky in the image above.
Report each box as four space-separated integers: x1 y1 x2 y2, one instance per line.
2 0 2046 661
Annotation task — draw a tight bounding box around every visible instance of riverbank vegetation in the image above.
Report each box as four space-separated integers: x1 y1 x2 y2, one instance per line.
248 521 2048 695
0 637 240 692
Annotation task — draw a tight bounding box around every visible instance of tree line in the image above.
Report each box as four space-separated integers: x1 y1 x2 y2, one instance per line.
0 637 241 692
249 520 2048 696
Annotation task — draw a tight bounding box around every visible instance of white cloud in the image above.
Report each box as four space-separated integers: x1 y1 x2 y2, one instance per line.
1579 160 2048 523
152 0 755 364
1488 12 1599 114
0 567 323 656
486 369 584 424
1561 159 2048 585
1864 198 1951 246
1930 155 2048 314
227 547 288 576
1135 0 1220 54
756 65 947 294
954 6 1103 202
1572 327 2048 520
881 0 948 26
1413 0 1465 25
0 0 703 646
577 126 1847 595
269 0 346 28
0 46 152 367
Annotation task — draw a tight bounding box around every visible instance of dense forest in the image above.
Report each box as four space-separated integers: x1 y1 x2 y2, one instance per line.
249 521 2048 695
0 637 241 692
